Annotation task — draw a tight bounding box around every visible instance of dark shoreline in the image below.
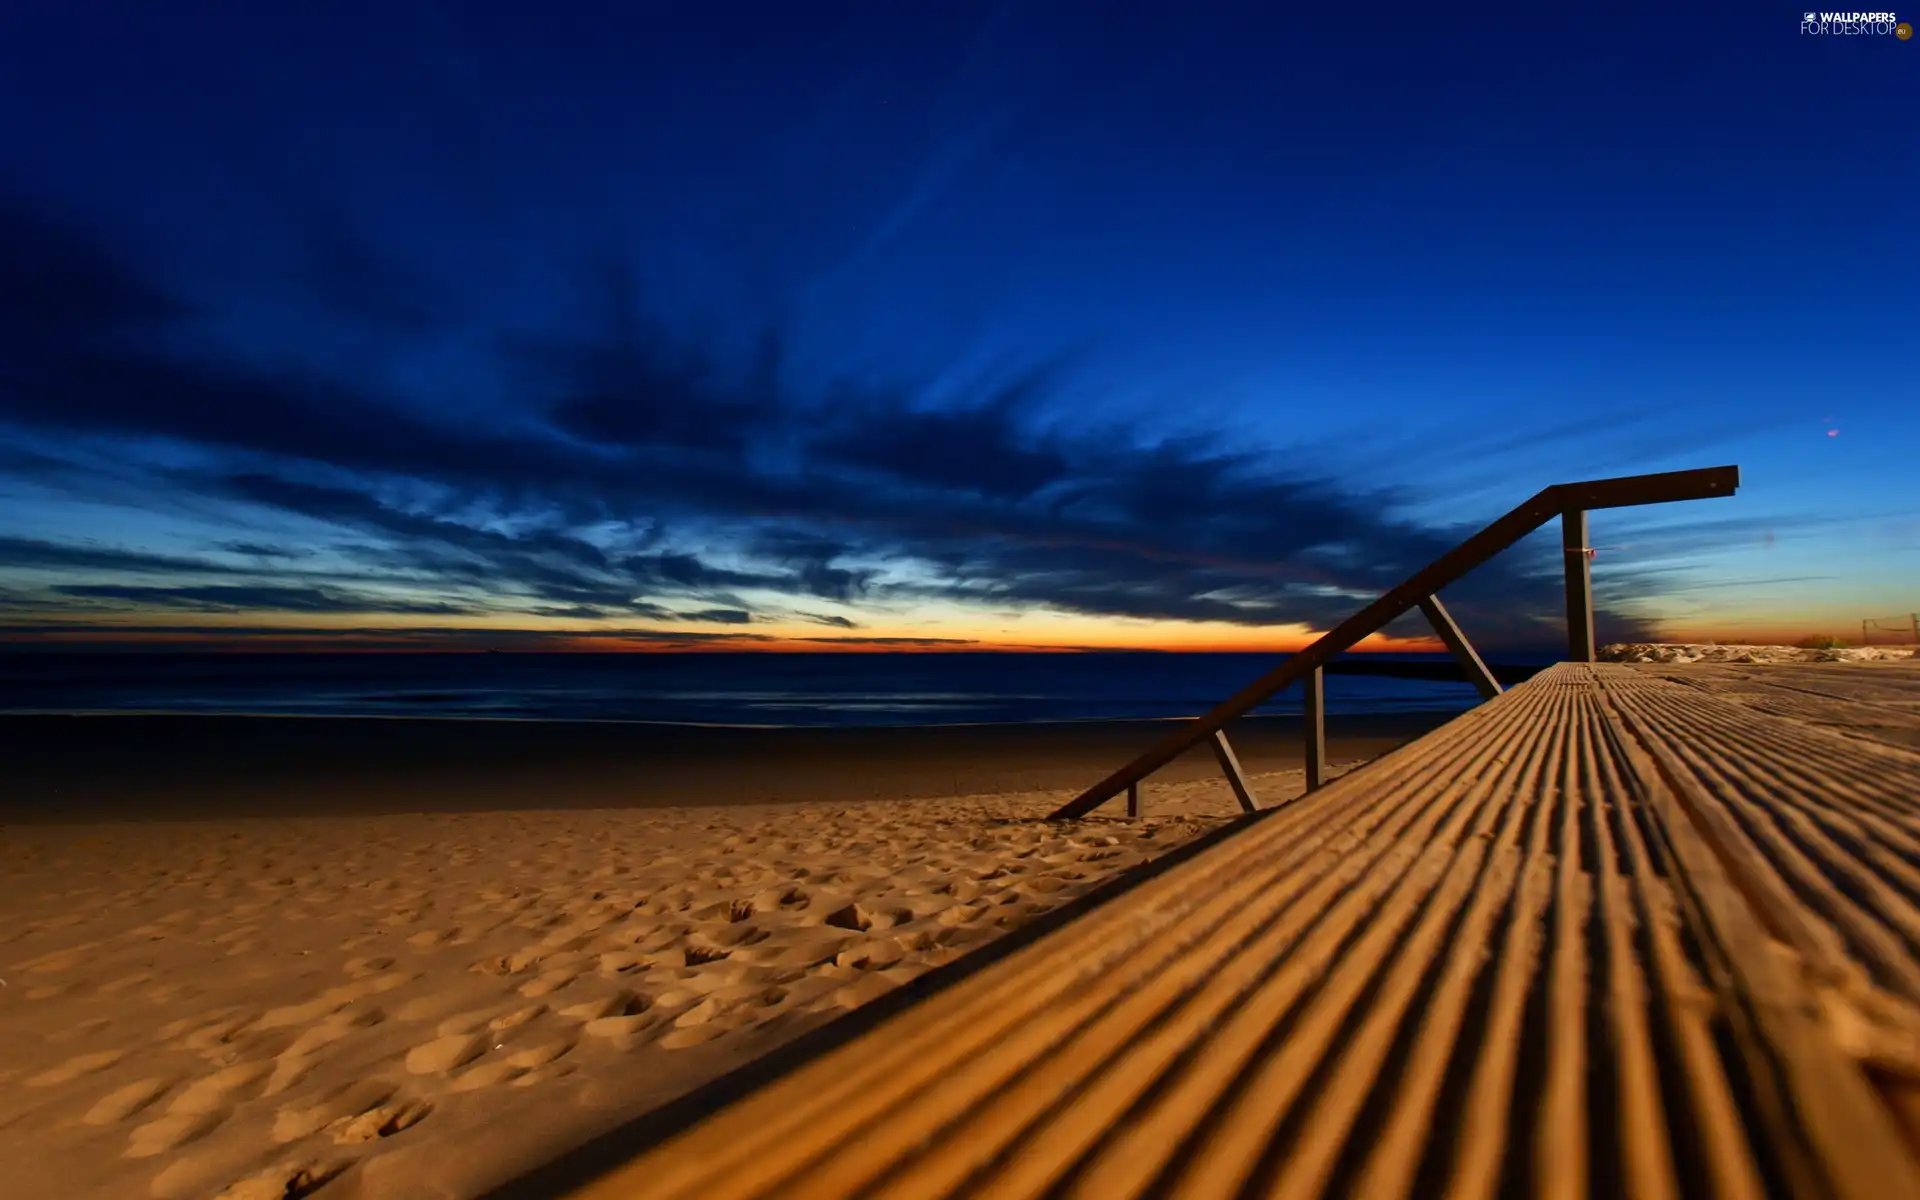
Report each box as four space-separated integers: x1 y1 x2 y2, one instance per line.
0 710 1456 824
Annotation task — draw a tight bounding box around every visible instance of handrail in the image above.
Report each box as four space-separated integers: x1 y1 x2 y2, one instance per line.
1047 464 1740 819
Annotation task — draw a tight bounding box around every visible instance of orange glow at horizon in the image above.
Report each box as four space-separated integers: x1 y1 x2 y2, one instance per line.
18 601 1907 654
0 617 1450 654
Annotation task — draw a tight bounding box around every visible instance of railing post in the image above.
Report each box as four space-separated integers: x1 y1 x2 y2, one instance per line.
1126 781 1140 818
1304 665 1325 792
1562 508 1594 663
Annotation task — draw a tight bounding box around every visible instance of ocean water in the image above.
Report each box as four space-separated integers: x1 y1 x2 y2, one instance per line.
0 652 1554 727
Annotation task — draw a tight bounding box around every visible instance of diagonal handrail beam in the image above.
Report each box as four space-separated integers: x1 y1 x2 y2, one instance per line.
1047 464 1740 820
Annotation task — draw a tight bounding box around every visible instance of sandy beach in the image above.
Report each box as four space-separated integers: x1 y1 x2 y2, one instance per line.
0 713 1443 1199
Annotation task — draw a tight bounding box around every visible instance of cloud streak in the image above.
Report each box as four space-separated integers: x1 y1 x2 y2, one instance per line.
0 188 1673 652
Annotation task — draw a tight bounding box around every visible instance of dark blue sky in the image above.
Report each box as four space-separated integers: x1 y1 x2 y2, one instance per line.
1 2 1914 653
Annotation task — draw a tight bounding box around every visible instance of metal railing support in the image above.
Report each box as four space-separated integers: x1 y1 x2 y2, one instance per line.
1303 665 1326 792
1208 730 1259 813
1563 508 1595 663
1417 594 1502 701
1046 465 1739 820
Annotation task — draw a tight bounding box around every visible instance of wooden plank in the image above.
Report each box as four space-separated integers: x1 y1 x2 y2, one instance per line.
1563 508 1595 663
1417 593 1502 700
554 662 1919 1200
1594 666 1920 1014
1590 664 1920 1184
1635 663 1920 752
1303 664 1326 791
1049 466 1737 819
1209 728 1258 813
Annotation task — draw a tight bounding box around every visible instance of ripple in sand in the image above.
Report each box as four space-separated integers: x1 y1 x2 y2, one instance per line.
169 1060 273 1116
505 1040 573 1070
404 1033 487 1076
518 967 579 998
127 1110 226 1158
82 1076 175 1125
27 1049 125 1087
451 1059 526 1091
583 1011 665 1048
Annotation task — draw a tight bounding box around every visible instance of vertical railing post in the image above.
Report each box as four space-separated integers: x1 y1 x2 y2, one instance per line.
1126 781 1140 818
1562 509 1594 663
1303 665 1325 792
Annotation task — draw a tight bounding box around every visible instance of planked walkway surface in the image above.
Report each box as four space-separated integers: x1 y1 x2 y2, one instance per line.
559 662 1920 1200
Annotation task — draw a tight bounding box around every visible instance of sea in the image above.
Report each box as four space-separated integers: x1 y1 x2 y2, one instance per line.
0 651 1558 728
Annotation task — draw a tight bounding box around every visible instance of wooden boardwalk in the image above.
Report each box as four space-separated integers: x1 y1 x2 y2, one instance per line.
555 661 1920 1200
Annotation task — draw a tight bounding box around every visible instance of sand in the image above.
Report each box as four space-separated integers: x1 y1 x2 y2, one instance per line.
0 715 1418 1200
1601 641 1920 664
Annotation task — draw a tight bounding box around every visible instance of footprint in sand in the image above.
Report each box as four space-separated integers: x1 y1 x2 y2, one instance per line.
269 1079 397 1144
596 951 651 976
209 1159 351 1200
582 1007 665 1049
470 948 542 977
328 1099 432 1143
680 942 734 968
834 939 906 970
816 900 874 932
556 990 647 1023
